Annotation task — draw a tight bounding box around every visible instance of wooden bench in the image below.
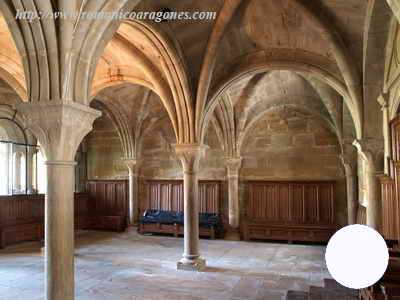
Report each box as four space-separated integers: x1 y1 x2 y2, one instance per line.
0 223 44 249
139 222 217 239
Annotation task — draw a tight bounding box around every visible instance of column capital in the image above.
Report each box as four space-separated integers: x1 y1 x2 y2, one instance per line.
16 101 101 161
377 94 389 109
340 154 357 176
225 157 243 177
122 158 142 174
353 138 384 171
173 144 208 174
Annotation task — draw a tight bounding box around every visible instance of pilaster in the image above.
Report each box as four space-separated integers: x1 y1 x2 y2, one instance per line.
225 157 242 229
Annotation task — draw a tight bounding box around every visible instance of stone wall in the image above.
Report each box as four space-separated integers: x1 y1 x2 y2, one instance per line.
85 104 347 226
86 105 127 180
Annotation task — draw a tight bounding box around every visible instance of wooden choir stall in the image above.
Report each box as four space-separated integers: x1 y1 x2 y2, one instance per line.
241 181 337 243
138 180 224 239
0 180 129 249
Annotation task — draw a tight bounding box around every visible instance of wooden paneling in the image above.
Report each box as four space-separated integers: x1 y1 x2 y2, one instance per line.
243 181 337 243
85 180 128 231
0 194 45 227
0 194 45 248
140 180 222 215
86 180 128 217
380 116 400 244
139 180 223 239
74 193 90 230
0 193 92 248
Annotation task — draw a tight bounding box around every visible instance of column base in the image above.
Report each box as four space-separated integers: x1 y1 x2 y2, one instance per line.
177 257 206 271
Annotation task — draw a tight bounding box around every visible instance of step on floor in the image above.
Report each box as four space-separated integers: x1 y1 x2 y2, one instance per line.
286 290 309 300
322 279 359 296
309 286 359 300
286 279 359 300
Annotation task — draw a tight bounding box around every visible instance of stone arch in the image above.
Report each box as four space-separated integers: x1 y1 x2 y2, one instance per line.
195 0 362 141
90 20 194 144
237 103 340 154
91 79 180 147
0 117 27 144
199 54 362 143
90 99 135 159
0 104 35 144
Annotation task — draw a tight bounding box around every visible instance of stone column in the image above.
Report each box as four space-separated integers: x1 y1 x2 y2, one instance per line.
174 144 207 271
378 94 390 175
353 139 384 230
341 154 358 225
123 158 141 225
17 101 101 300
225 157 242 229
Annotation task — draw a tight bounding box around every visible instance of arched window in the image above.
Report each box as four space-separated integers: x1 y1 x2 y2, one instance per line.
0 118 41 195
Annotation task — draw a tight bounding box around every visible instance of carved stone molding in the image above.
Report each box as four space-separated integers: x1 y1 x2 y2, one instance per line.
16 101 101 162
123 158 142 176
225 157 243 178
340 154 357 177
174 144 208 174
377 93 389 109
353 138 384 172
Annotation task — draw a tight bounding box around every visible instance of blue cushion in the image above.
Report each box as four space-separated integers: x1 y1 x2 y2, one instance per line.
140 210 221 229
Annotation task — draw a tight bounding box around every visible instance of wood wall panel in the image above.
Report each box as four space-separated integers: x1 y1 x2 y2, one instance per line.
243 181 336 243
141 180 222 215
278 185 290 221
0 193 92 248
86 180 128 217
85 180 128 231
0 194 45 227
380 175 398 241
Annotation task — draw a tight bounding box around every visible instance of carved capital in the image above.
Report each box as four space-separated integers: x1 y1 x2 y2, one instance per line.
377 94 389 110
174 144 207 174
225 157 242 178
123 158 142 175
353 138 384 172
16 101 101 161
340 154 357 177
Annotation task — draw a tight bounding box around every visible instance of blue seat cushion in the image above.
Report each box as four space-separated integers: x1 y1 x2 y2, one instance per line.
140 210 182 225
140 210 221 229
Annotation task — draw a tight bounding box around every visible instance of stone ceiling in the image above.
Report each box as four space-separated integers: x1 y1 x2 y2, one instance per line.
0 0 368 147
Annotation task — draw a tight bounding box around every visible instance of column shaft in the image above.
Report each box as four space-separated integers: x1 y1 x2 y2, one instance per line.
127 169 139 224
346 174 358 224
175 144 206 271
182 169 200 259
366 169 382 229
124 159 141 225
45 161 76 300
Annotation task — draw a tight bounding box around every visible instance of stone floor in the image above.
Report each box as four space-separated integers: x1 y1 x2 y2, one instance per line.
0 229 332 300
